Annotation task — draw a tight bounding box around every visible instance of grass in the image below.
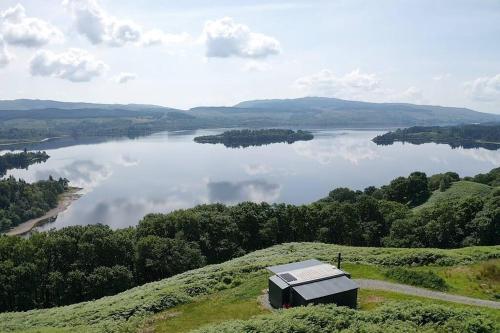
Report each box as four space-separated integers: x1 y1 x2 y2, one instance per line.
145 270 500 333
415 181 492 210
146 260 499 333
358 289 500 320
145 274 269 333
0 243 498 333
418 259 500 300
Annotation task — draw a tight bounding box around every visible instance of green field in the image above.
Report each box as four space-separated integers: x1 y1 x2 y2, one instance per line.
0 243 498 333
414 181 492 211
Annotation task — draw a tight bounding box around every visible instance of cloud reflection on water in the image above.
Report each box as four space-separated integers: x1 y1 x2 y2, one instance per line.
208 179 281 203
293 135 379 165
35 160 112 191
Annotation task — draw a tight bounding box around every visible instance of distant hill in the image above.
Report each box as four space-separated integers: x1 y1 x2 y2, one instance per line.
227 97 500 127
0 97 499 145
0 99 172 111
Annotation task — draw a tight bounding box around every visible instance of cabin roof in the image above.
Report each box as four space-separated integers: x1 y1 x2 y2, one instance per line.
292 275 358 300
267 259 323 274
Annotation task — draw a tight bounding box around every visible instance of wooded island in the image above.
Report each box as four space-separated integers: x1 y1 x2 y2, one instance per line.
373 124 500 150
194 129 314 148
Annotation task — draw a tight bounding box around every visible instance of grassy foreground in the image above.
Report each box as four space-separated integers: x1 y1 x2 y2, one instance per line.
0 243 498 333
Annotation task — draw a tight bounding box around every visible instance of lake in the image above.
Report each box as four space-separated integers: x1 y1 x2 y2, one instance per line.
4 129 500 231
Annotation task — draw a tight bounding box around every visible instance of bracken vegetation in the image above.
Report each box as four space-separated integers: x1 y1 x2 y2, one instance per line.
384 267 448 291
193 302 498 333
0 242 498 333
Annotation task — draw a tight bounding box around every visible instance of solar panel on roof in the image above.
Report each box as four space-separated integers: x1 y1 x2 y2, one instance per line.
279 273 297 283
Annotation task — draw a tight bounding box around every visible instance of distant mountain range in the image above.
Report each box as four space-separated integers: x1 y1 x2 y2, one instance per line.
0 97 498 145
0 99 173 111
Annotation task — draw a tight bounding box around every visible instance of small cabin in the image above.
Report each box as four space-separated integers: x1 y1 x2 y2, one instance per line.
267 258 358 309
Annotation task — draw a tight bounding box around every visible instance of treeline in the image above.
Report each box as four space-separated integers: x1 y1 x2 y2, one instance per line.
0 150 49 176
0 168 498 312
0 176 68 231
194 129 314 148
373 123 500 150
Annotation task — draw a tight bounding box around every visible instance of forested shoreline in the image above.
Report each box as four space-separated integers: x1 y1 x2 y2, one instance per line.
0 167 498 312
194 129 314 148
373 123 500 150
0 176 69 232
0 150 49 176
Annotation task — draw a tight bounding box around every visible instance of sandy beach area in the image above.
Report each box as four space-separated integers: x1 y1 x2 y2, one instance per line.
4 187 83 236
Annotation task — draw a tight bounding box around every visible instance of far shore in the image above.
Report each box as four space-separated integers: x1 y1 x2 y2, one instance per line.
4 187 83 237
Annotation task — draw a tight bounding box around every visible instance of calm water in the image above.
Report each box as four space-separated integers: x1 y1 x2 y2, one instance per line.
4 129 500 230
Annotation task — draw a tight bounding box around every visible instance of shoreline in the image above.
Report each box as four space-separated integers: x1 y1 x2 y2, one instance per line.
0 136 68 147
4 187 83 236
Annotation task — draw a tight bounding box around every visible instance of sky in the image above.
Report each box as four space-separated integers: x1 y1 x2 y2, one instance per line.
0 0 499 113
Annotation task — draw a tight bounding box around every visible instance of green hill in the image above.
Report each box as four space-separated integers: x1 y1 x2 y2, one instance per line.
0 243 498 333
415 181 493 211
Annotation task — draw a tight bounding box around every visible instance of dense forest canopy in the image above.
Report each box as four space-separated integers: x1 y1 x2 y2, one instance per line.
0 167 498 312
0 150 49 176
373 123 500 150
194 129 314 148
0 176 68 232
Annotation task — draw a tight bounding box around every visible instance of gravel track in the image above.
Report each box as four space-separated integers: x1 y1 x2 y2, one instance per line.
355 279 500 309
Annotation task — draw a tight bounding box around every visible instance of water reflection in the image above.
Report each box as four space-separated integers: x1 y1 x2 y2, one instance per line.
293 134 379 165
4 129 499 230
208 179 281 203
35 160 112 191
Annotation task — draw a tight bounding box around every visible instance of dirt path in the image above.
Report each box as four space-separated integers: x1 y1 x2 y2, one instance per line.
355 279 500 309
4 187 83 236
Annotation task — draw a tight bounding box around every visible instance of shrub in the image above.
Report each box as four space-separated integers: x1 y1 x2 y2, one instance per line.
193 302 497 333
384 267 448 291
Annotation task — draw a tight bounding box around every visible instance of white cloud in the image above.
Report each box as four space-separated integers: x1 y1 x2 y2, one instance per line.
0 4 63 47
141 29 190 46
243 60 272 72
113 72 136 84
432 73 451 81
394 86 426 104
30 48 108 82
203 17 280 58
465 74 500 102
63 0 189 47
0 36 13 68
295 69 381 99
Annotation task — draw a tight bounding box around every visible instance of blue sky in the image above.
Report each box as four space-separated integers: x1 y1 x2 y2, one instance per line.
0 0 499 113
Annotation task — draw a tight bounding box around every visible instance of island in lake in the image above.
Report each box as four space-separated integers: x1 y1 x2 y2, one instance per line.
0 150 50 176
373 123 500 150
194 129 314 148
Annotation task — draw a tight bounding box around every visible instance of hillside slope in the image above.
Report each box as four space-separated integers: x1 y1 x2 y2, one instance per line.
0 243 498 333
228 97 500 126
415 181 493 211
0 99 171 111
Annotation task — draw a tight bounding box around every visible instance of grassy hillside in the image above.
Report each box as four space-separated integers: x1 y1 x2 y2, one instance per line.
415 181 492 211
0 243 498 333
